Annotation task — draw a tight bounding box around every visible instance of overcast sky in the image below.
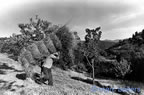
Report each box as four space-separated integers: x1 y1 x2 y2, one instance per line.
0 0 144 40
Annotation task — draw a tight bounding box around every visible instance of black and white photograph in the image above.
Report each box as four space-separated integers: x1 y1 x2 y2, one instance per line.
0 0 144 95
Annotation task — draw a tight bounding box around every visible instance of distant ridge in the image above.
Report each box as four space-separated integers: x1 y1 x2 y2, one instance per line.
98 40 119 50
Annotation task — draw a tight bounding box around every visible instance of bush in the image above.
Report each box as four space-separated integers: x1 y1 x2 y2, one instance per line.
56 26 74 68
95 56 131 78
1 41 23 60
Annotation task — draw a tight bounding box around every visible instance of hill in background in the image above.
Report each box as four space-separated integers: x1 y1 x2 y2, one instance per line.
98 40 118 50
106 29 144 81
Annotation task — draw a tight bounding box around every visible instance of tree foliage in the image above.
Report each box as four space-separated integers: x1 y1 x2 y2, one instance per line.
55 26 75 69
80 27 102 84
1 16 77 70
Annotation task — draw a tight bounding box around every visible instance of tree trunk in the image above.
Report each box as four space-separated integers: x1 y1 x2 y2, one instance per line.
91 58 95 85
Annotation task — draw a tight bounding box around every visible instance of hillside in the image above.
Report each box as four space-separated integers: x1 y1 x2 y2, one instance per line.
106 29 144 81
0 16 144 95
1 53 143 95
0 53 115 95
80 40 117 50
98 40 117 50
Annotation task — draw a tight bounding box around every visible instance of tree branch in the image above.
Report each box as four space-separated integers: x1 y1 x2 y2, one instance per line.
85 55 92 67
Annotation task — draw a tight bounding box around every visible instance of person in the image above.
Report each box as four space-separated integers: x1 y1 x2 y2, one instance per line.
41 52 59 86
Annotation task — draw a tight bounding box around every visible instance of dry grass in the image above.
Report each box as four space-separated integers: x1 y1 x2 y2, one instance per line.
1 53 143 95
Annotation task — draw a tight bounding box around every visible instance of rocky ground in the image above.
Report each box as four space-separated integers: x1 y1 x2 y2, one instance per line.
0 53 143 95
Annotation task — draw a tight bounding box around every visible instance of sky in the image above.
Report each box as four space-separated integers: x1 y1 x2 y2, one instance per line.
0 0 144 40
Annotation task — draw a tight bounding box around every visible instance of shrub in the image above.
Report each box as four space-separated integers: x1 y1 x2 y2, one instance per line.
95 56 131 78
56 26 74 68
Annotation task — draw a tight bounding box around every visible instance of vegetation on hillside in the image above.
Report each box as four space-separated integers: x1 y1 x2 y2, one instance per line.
106 29 144 81
0 16 144 82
